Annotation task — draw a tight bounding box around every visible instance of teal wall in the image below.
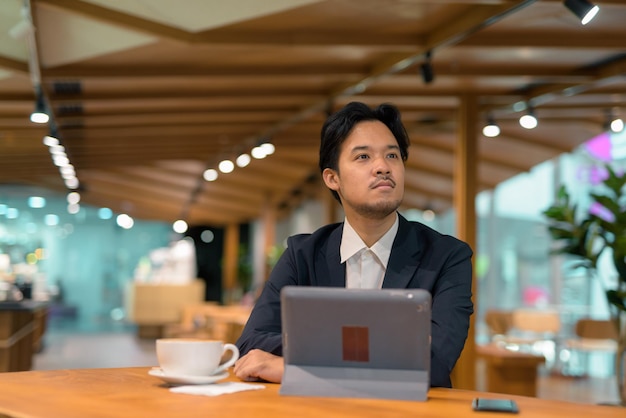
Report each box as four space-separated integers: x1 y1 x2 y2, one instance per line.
0 186 173 327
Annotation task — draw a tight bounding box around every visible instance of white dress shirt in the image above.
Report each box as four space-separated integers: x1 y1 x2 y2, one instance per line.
340 213 399 289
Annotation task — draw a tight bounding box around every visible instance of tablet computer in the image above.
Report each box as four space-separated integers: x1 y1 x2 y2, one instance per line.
279 286 431 400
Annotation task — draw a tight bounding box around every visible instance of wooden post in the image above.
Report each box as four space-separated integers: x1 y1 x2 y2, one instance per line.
223 222 239 303
262 195 276 280
451 94 478 390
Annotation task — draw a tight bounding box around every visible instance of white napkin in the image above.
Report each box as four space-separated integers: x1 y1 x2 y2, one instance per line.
170 382 266 396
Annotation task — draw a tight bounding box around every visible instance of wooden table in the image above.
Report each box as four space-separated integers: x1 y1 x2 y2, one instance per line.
477 343 546 397
0 367 622 418
0 300 47 372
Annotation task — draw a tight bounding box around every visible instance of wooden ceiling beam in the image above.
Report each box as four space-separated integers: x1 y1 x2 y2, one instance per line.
60 125 263 139
38 0 193 43
42 66 365 78
56 111 296 126
504 55 626 111
460 31 626 49
0 55 29 74
42 64 598 80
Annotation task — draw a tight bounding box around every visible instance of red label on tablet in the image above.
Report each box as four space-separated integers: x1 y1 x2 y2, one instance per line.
342 326 369 362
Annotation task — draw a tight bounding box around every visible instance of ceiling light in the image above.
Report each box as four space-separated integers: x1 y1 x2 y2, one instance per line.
610 118 624 133
60 165 75 177
53 155 70 167
260 142 275 156
67 191 80 205
49 144 66 155
519 106 538 129
603 109 624 133
173 220 188 234
218 159 234 173
67 203 80 215
236 153 251 167
203 168 218 181
420 50 435 84
482 116 500 138
28 196 46 209
564 0 599 25
30 90 49 124
251 146 267 159
64 177 79 189
43 135 59 147
116 214 134 229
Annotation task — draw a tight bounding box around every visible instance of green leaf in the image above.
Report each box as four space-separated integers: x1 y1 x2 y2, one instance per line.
607 289 626 312
544 164 626 296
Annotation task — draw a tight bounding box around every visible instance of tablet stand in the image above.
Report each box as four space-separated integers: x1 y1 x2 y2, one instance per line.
280 364 429 401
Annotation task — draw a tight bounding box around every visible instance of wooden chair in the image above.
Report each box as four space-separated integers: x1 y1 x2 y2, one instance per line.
484 309 514 339
203 305 252 342
162 302 218 339
224 321 246 345
163 303 252 342
561 318 618 377
497 309 561 368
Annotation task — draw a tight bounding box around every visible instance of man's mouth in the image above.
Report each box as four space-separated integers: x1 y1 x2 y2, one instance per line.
371 179 395 189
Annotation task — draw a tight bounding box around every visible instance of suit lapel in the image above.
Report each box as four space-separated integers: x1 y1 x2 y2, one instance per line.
382 215 421 289
316 223 345 287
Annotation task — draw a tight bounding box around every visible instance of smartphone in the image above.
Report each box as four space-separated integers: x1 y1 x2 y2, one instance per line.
472 398 519 413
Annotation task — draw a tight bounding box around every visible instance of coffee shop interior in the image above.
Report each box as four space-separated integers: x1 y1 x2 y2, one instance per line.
1 0 626 407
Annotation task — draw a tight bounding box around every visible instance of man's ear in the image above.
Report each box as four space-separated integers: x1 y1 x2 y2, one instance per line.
322 168 339 192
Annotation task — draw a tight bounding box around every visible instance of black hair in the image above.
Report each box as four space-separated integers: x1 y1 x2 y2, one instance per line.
318 101 410 202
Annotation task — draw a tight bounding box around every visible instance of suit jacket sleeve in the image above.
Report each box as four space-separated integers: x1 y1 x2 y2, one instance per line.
236 223 343 356
382 216 473 388
427 239 473 388
235 246 294 356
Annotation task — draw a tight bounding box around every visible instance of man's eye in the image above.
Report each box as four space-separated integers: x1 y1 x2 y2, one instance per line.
356 154 369 160
387 153 399 159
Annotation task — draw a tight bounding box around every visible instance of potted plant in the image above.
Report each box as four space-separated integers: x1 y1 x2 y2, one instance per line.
543 164 626 405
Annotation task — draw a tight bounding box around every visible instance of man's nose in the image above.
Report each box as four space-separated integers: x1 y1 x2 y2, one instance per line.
375 157 391 175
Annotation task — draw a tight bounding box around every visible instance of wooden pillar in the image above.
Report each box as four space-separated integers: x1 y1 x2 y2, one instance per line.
451 94 478 390
262 195 276 280
223 222 239 302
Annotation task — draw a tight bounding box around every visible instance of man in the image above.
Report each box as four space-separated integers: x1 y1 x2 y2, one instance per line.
234 101 473 387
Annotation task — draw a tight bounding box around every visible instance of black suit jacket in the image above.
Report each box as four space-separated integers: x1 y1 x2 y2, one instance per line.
236 213 473 388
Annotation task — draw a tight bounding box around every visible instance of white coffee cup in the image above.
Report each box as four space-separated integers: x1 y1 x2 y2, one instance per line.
156 338 239 376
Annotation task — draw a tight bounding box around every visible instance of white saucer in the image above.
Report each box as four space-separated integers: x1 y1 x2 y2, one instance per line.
148 368 229 385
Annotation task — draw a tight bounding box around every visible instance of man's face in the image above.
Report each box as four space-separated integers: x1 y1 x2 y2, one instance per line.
323 120 405 220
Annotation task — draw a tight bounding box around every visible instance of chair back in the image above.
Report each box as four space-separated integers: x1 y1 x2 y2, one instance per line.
575 318 618 340
484 309 514 336
511 309 560 335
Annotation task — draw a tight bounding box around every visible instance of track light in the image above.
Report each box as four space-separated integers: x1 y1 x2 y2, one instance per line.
611 118 624 133
519 106 538 130
420 50 435 84
482 115 500 138
30 89 49 124
564 0 599 25
603 109 624 133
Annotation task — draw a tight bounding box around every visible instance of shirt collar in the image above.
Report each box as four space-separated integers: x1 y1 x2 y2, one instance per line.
340 213 399 267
